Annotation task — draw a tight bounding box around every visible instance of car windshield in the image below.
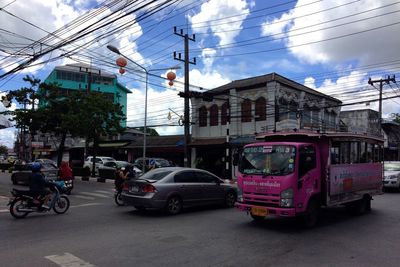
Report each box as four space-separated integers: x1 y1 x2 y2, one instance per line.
384 162 400 171
239 145 296 175
156 159 171 167
139 169 174 181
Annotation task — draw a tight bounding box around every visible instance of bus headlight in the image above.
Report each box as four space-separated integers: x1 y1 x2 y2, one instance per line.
280 188 293 208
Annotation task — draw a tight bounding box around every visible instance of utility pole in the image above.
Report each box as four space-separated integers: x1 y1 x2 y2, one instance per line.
368 75 396 135
174 26 196 167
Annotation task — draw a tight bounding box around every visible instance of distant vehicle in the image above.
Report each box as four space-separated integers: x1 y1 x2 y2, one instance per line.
83 156 116 174
383 161 400 191
134 157 173 170
121 167 237 215
11 162 59 185
100 160 142 176
34 158 57 166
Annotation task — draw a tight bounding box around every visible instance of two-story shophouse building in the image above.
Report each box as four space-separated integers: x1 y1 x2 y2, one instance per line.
190 72 342 179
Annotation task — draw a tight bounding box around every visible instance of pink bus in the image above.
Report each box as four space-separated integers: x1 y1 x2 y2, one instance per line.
235 131 383 227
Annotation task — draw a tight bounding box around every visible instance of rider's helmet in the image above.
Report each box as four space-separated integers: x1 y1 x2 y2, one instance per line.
31 162 42 172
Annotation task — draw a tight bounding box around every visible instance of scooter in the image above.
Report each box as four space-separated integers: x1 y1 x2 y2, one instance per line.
8 181 70 219
62 179 73 195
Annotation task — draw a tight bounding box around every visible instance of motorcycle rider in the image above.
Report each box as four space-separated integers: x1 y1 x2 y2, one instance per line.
29 162 51 209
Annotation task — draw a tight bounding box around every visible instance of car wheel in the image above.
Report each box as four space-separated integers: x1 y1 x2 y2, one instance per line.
224 191 236 208
11 176 17 185
165 196 182 215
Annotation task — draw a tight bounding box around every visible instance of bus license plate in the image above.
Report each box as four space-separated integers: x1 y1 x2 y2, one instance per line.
251 206 268 216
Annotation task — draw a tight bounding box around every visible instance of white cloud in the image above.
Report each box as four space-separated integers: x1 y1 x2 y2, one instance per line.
261 0 400 65
0 127 16 148
305 71 400 118
201 48 217 72
189 0 251 46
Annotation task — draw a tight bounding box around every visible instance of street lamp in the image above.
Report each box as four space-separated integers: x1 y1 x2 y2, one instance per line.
107 45 180 173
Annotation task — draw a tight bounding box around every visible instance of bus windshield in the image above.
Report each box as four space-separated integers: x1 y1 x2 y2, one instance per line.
239 145 296 176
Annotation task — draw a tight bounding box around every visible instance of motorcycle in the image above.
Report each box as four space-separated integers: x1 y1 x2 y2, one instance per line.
8 180 70 219
62 179 73 195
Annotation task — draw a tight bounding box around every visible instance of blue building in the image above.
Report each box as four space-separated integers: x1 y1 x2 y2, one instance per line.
44 63 131 126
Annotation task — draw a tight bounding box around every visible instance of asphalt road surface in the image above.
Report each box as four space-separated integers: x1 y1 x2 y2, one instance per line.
1 171 400 267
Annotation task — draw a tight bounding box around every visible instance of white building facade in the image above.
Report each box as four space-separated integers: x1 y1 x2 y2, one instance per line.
190 73 342 179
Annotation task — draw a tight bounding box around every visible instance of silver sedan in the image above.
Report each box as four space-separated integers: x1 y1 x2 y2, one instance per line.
121 167 237 215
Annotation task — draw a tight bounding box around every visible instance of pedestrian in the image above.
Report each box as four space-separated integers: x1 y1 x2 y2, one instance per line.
59 161 73 181
127 165 136 179
114 166 128 193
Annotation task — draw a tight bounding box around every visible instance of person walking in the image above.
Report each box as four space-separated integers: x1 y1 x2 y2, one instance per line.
59 161 74 194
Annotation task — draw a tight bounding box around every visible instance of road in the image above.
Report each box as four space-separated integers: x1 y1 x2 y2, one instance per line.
1 171 400 267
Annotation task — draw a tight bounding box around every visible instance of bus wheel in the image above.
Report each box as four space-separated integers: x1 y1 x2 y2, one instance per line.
302 199 319 228
353 196 371 215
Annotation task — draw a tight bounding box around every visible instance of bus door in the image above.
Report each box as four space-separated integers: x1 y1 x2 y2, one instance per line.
297 145 319 210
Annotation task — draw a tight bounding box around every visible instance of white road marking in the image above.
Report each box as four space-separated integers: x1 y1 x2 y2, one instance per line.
0 209 8 213
94 190 114 195
45 252 96 267
70 203 101 208
79 192 110 198
72 195 95 200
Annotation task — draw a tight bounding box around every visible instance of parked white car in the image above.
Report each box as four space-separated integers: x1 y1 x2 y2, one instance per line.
83 156 116 174
383 161 400 191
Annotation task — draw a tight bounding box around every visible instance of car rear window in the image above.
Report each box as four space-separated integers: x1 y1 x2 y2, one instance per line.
139 169 173 181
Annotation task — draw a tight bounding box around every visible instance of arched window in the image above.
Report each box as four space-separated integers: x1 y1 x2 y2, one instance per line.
209 104 219 126
241 99 252 122
221 102 229 125
199 106 207 127
278 98 297 121
303 104 311 125
255 97 266 121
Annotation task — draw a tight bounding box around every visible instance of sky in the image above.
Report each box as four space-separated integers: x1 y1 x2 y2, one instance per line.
1 0 400 148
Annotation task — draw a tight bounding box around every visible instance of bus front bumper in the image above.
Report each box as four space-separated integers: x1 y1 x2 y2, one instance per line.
235 202 296 217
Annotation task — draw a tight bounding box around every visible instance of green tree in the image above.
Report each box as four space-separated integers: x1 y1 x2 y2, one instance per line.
1 75 41 161
137 127 159 136
69 91 125 176
390 113 400 123
0 145 8 155
2 76 126 170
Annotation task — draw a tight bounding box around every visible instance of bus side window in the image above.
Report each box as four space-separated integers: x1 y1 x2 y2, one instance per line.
299 145 316 178
331 142 340 164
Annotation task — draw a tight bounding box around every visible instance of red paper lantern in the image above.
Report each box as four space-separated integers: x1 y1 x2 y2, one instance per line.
168 81 174 86
119 67 125 74
116 57 127 68
167 71 176 81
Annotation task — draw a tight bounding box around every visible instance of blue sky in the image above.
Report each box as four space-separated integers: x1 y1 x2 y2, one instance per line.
1 0 400 148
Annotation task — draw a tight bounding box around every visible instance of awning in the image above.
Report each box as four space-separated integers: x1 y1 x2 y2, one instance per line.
190 138 226 146
99 142 129 148
229 135 256 146
71 142 129 148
